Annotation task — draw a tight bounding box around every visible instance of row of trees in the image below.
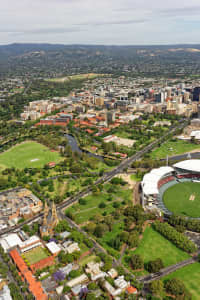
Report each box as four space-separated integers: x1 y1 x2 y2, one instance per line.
148 278 192 299
153 221 197 253
169 215 200 233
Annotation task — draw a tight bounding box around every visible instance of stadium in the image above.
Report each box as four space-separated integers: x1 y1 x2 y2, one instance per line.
142 159 200 219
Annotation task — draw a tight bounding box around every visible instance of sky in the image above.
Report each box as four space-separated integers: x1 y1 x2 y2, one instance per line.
1 0 200 45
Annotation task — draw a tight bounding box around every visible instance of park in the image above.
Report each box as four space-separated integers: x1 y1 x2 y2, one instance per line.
150 139 200 159
0 141 62 170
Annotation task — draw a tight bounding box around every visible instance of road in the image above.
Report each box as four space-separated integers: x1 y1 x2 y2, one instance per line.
59 211 107 255
167 151 200 162
0 119 188 237
138 255 199 284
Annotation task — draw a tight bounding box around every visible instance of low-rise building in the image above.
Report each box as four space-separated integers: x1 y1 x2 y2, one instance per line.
85 261 106 281
114 276 129 290
46 242 61 256
104 280 122 297
67 274 89 288
107 268 118 279
62 241 80 254
0 284 12 300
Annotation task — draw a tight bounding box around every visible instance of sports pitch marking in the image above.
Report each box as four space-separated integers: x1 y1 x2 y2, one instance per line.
30 158 39 162
189 194 195 201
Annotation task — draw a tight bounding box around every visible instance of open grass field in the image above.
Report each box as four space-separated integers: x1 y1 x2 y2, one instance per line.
150 140 200 159
163 182 200 218
23 247 49 264
46 73 106 83
133 227 190 267
0 141 62 169
163 263 200 300
66 186 132 224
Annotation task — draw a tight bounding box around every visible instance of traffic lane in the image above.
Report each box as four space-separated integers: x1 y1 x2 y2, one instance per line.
161 152 200 162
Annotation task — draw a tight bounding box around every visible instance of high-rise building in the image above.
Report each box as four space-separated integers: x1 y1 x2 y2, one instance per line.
95 98 104 106
193 87 200 101
106 111 116 125
183 92 190 103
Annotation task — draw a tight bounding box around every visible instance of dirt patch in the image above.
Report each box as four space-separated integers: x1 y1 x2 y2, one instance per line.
115 173 136 189
189 194 195 201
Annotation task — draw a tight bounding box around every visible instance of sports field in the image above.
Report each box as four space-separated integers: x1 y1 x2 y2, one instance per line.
163 263 200 300
133 227 189 267
46 73 106 83
150 140 200 159
23 247 49 264
0 141 62 169
163 182 200 218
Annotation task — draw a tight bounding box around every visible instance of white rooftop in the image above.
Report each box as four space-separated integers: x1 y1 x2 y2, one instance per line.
0 233 22 252
173 159 200 173
142 166 174 196
46 241 61 254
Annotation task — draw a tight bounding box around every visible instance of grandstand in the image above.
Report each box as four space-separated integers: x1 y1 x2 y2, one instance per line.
141 159 200 217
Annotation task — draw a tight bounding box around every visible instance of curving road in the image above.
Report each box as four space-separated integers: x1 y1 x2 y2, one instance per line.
138 254 199 284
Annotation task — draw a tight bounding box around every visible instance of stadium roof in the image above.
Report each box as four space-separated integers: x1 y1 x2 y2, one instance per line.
142 166 174 196
173 159 200 173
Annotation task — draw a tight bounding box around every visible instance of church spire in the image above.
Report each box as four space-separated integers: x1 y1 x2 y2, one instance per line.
51 201 59 226
43 201 49 226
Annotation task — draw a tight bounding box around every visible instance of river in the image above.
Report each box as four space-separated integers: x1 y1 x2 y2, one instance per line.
64 134 103 161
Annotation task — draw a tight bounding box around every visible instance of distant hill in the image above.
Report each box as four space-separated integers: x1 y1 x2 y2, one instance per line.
1 43 200 78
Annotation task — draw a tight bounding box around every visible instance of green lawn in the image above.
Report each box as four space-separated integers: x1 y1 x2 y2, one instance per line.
46 73 105 82
163 263 200 300
66 187 132 224
0 141 62 169
23 247 49 264
150 140 200 159
130 174 142 182
163 182 200 218
79 255 97 266
133 227 190 267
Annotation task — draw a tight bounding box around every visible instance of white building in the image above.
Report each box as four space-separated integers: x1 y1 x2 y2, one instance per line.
46 241 61 256
67 274 88 288
0 284 12 300
85 261 106 281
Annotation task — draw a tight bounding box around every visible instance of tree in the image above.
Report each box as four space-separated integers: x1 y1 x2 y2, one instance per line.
149 280 164 296
79 198 87 205
120 231 129 243
153 221 197 253
165 278 186 296
146 258 164 273
86 293 96 300
99 202 106 209
94 224 108 238
128 232 139 248
109 236 121 250
104 216 114 231
131 254 144 270
85 222 96 234
88 282 98 290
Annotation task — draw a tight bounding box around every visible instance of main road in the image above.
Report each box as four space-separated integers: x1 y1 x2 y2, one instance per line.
0 119 189 237
138 253 199 284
